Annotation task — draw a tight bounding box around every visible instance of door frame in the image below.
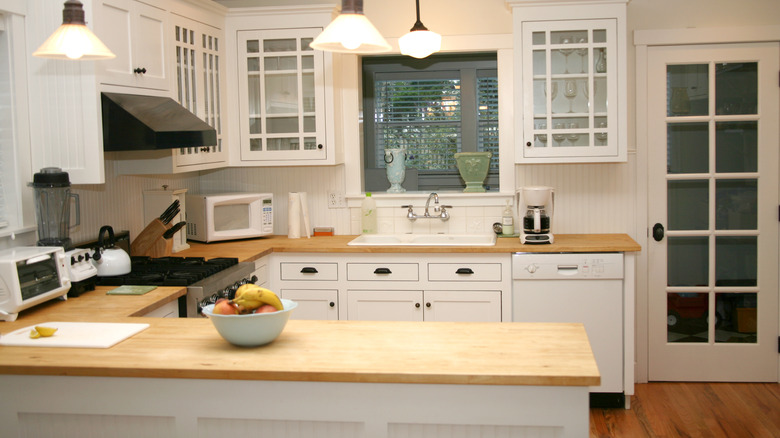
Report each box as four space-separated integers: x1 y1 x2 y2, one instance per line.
634 25 780 383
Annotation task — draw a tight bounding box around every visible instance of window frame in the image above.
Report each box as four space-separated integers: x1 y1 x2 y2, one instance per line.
362 53 500 193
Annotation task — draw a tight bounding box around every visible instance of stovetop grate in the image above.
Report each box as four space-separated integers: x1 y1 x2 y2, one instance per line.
97 256 239 286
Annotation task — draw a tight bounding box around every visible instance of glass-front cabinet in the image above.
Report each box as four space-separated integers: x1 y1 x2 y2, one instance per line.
524 20 617 159
237 28 329 163
508 0 627 163
171 18 228 169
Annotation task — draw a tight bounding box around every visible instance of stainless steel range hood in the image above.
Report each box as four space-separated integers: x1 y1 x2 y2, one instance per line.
101 92 217 151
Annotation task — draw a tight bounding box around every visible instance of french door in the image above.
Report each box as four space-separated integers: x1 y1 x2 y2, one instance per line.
647 43 779 381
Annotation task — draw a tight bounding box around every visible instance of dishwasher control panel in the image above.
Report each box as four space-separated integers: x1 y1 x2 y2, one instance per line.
512 253 624 279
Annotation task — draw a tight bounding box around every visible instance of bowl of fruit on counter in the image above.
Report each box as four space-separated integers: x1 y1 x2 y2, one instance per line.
201 285 297 347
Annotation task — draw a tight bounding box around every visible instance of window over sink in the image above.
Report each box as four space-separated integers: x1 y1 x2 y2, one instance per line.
362 53 500 193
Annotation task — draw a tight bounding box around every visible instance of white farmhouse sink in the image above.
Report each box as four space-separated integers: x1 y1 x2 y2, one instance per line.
348 233 497 247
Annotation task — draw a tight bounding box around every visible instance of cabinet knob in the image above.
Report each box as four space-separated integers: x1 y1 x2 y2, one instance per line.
329 302 335 307
133 67 147 74
526 141 532 147
317 144 323 149
426 302 431 308
415 303 421 308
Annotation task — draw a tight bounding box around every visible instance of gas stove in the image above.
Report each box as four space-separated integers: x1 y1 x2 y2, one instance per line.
97 256 257 317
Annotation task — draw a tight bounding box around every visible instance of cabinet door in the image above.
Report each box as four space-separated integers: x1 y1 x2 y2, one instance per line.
237 28 327 163
519 19 620 162
96 0 168 90
280 289 338 320
347 290 423 321
424 290 502 322
171 18 228 169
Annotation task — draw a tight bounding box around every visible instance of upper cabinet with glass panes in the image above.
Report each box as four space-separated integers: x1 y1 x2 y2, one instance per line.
236 28 335 165
507 0 628 163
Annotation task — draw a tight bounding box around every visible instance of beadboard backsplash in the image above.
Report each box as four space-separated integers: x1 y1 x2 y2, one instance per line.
66 156 636 249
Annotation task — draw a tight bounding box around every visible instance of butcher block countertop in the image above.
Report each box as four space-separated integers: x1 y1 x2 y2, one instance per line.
0 286 599 387
178 233 640 263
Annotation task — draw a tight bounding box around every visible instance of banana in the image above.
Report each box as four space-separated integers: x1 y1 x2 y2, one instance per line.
233 285 283 311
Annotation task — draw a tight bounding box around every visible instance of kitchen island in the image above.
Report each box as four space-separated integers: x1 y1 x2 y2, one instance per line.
0 285 599 438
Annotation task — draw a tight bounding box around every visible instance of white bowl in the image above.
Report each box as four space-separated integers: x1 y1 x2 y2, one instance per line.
201 299 297 347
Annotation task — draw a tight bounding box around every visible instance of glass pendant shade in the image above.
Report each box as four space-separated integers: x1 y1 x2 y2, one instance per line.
398 0 440 59
33 1 115 60
310 0 391 54
399 29 441 59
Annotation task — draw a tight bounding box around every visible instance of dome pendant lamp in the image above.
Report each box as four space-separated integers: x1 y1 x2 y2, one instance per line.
310 0 391 54
33 0 115 60
398 0 441 59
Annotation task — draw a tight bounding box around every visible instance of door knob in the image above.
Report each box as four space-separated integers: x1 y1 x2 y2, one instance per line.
652 223 665 242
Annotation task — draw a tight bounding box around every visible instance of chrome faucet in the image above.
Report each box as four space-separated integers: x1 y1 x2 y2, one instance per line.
424 192 440 217
402 193 452 222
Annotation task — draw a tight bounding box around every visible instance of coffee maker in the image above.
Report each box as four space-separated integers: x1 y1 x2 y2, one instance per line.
518 186 554 244
29 167 80 250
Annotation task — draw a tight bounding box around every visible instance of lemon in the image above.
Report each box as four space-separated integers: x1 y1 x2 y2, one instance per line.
34 326 58 337
29 329 41 339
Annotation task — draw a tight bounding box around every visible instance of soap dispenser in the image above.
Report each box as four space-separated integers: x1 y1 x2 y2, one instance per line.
501 200 514 236
361 193 377 234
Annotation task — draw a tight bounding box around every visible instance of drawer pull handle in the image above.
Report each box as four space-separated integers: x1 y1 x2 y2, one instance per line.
456 268 474 275
300 267 319 274
373 267 392 275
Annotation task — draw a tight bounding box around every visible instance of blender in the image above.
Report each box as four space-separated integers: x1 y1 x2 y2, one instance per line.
29 167 80 250
518 186 554 244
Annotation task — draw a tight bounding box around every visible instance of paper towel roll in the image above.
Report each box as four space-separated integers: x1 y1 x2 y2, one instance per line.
288 192 301 239
299 192 311 238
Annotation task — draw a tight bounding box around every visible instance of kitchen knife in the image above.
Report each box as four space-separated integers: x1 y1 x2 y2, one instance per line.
163 221 186 239
131 200 181 256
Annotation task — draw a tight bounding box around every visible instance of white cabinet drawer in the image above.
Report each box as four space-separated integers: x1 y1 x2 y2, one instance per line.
280 262 338 281
428 263 502 282
347 263 419 281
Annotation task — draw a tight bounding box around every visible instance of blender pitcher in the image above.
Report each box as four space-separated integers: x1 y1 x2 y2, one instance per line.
29 167 80 249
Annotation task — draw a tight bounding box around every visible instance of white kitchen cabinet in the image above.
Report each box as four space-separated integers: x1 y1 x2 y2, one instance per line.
508 0 627 163
168 14 228 170
111 1 229 175
280 289 338 320
346 289 502 322
252 255 269 288
270 253 511 322
236 28 333 165
141 299 180 318
95 0 169 91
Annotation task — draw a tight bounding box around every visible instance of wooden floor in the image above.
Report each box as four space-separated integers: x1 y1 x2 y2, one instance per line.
590 383 780 437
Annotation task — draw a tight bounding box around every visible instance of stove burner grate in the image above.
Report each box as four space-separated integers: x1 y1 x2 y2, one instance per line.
97 256 239 287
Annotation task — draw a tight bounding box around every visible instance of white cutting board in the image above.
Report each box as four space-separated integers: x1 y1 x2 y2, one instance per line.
0 322 149 348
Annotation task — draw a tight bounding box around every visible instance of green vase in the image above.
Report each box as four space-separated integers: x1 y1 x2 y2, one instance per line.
454 152 492 192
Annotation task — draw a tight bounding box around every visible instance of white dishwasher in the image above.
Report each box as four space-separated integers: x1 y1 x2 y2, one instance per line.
512 252 624 407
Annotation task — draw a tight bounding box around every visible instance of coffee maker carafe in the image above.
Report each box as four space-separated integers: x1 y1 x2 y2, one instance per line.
29 167 80 249
517 186 554 244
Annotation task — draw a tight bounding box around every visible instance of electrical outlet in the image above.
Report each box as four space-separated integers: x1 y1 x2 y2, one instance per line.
328 191 346 209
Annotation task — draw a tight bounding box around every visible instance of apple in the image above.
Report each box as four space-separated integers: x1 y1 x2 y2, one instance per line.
212 298 239 315
254 304 278 314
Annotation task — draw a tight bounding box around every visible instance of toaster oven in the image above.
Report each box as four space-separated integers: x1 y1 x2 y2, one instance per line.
0 246 71 321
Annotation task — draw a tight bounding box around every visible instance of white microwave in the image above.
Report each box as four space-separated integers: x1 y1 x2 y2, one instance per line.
0 246 71 322
186 193 273 243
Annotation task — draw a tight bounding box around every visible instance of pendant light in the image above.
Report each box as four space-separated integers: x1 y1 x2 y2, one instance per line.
310 0 391 54
33 0 115 60
398 0 441 59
